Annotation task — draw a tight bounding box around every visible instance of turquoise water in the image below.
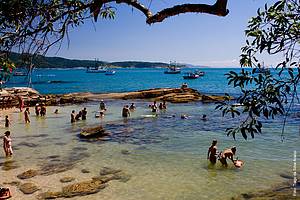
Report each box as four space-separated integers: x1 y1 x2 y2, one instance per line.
7 68 239 95
1 68 299 199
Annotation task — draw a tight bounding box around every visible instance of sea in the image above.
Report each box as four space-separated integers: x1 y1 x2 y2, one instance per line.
0 68 299 200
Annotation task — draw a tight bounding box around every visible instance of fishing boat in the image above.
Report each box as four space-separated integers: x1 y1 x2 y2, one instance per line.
183 72 200 79
86 59 107 73
105 70 116 75
164 61 181 74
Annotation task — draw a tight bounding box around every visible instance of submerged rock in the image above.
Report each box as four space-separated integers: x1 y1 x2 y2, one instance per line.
0 160 20 171
81 169 90 174
100 167 122 176
19 182 39 194
79 126 108 138
17 169 39 179
232 181 300 200
60 177 75 183
39 162 74 176
3 181 21 186
38 180 106 199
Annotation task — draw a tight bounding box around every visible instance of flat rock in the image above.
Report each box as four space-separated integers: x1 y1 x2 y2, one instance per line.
19 182 39 194
60 177 75 183
17 169 39 179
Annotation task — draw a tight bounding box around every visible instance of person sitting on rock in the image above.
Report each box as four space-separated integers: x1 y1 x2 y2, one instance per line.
0 187 12 199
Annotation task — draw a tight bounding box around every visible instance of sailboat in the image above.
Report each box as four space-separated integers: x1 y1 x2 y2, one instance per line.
164 61 181 74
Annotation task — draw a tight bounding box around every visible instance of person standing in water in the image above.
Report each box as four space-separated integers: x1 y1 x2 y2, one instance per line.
129 103 136 110
24 108 30 123
35 104 40 116
4 116 10 128
207 140 218 164
17 96 24 112
3 131 13 157
71 110 76 123
99 100 106 111
122 105 130 117
219 146 237 167
82 108 87 120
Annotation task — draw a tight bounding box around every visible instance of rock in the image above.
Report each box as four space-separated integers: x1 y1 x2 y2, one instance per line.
81 169 90 173
62 180 106 198
0 160 20 171
121 150 130 155
201 94 232 102
17 142 38 148
17 169 39 179
3 181 21 186
39 162 74 176
38 191 63 199
60 177 75 183
19 182 39 194
100 167 122 176
79 126 107 138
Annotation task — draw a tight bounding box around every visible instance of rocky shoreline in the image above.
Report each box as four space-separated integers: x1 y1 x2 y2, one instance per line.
0 87 231 108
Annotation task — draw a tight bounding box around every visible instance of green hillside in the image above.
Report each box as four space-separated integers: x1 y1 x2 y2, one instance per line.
8 52 169 68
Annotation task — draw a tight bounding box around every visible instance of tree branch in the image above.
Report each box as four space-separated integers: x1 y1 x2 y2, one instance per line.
146 0 229 24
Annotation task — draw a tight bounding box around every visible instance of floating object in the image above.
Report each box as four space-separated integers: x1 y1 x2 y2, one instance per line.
105 70 116 75
141 114 157 118
183 72 200 79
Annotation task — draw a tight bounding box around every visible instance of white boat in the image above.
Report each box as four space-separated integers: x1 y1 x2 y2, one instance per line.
164 61 181 74
86 59 107 73
105 70 116 75
86 66 107 73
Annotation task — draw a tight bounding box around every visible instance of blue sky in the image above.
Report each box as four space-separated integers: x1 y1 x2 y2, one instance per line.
49 0 278 67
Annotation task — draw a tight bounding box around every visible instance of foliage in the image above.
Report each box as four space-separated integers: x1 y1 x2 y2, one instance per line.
218 0 300 140
0 57 16 82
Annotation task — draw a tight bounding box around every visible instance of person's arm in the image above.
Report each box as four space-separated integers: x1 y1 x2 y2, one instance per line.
207 148 210 159
229 154 235 163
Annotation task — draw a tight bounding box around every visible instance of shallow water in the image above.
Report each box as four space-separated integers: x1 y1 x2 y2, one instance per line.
0 101 299 199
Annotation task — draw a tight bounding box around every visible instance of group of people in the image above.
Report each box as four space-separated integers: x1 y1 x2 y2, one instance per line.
35 103 47 117
207 139 243 168
71 108 87 123
149 101 167 113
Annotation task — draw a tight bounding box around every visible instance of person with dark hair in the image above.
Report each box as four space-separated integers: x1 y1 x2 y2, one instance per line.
82 108 87 120
129 103 136 110
75 111 82 121
122 105 130 117
17 96 24 112
35 104 40 116
71 110 76 123
207 139 218 164
219 146 237 167
24 108 30 123
3 131 13 157
4 116 10 128
99 100 106 110
40 103 46 116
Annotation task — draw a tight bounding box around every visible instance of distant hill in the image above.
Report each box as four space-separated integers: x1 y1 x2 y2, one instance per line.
8 52 169 68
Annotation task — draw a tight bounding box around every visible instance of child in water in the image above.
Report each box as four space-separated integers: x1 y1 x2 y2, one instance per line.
3 131 13 157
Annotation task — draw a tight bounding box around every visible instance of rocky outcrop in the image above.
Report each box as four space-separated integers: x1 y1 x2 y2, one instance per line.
0 87 231 109
60 177 75 183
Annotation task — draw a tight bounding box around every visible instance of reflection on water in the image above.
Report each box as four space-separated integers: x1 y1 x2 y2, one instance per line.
0 101 299 199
